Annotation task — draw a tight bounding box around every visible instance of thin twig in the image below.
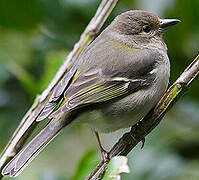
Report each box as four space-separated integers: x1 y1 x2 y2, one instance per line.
0 0 119 174
86 54 199 179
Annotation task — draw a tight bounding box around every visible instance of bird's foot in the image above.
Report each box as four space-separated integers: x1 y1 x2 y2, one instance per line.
100 148 110 163
94 131 109 162
130 125 146 149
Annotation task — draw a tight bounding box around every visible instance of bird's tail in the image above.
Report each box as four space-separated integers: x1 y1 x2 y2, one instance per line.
2 115 72 177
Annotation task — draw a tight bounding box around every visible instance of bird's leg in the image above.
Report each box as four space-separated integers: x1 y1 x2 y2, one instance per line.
94 131 109 162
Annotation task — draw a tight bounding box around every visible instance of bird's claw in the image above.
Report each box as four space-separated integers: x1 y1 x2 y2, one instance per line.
141 138 145 149
101 150 109 163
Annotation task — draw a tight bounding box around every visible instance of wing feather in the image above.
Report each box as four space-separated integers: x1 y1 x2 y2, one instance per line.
49 68 153 119
36 67 77 121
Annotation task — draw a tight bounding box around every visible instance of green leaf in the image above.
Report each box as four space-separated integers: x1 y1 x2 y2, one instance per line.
103 156 130 180
72 150 99 180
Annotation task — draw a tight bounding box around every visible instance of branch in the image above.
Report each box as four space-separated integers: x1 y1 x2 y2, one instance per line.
86 54 199 180
0 0 119 174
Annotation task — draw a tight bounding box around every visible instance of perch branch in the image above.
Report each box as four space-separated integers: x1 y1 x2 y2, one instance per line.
0 0 119 174
86 54 199 180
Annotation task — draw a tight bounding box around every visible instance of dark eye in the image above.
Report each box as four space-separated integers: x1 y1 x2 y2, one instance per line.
143 25 151 33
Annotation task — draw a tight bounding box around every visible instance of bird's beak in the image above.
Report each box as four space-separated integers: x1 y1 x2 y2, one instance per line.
159 19 181 32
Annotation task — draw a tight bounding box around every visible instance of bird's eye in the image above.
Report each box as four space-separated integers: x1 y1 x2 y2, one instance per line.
143 25 151 33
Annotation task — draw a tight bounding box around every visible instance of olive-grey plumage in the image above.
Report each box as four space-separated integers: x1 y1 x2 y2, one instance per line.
2 10 180 177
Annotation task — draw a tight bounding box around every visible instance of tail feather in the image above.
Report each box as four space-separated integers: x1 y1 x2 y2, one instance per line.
2 116 70 177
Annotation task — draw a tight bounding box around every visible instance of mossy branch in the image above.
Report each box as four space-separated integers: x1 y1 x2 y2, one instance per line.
86 54 199 180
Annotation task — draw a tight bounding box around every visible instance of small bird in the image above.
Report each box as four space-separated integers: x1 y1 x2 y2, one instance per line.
2 10 180 177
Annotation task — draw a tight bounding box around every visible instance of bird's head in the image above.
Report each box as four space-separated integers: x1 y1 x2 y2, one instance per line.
109 10 180 48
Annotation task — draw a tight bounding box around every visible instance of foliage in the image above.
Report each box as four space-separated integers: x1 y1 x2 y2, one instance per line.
103 156 130 180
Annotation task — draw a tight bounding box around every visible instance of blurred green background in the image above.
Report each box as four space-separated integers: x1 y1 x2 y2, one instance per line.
0 0 199 179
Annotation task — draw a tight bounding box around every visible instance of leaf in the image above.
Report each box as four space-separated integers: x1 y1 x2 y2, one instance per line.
103 156 130 180
72 150 99 180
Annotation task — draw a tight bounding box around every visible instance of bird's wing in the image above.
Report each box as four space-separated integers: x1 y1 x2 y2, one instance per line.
37 36 159 121
36 65 77 121
50 67 156 118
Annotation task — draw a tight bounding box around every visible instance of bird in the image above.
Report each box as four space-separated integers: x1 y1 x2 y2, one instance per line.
1 10 180 177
